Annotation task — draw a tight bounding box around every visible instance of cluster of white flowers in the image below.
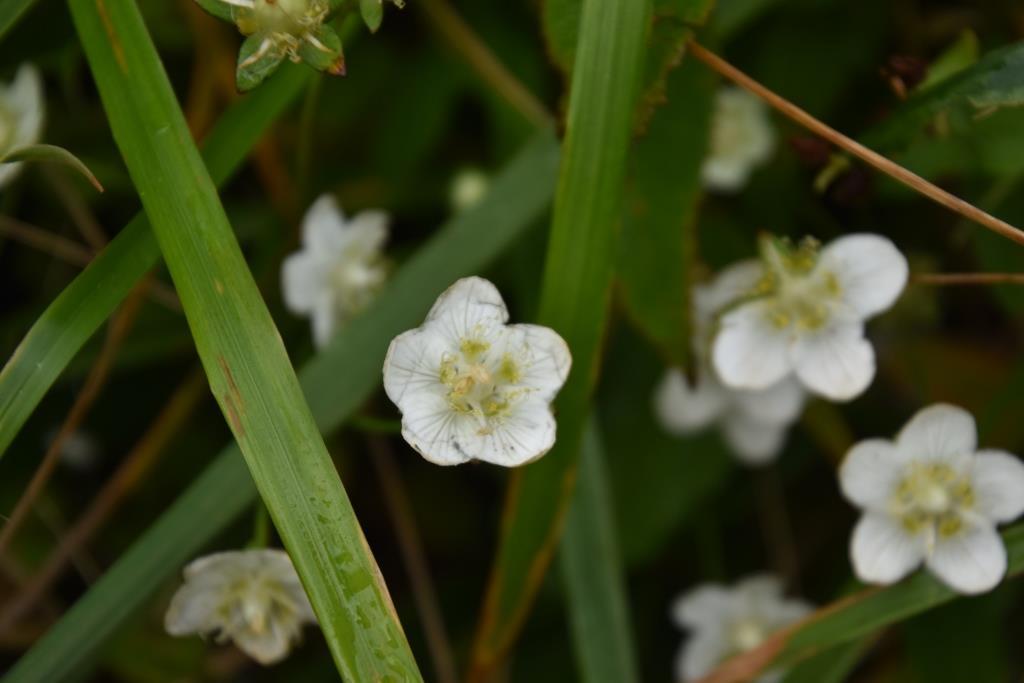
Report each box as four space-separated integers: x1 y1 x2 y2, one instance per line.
0 64 44 190
281 194 390 349
165 549 317 665
672 575 811 682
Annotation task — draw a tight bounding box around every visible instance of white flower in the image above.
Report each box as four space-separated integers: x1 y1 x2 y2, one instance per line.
0 64 44 189
281 194 389 348
671 575 812 682
382 277 571 467
711 233 908 402
449 168 489 211
165 549 317 665
702 87 774 192
654 262 805 464
840 404 1024 595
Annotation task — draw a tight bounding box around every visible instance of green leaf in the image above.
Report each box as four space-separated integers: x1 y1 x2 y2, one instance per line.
69 2 418 679
0 63 311 462
618 58 712 367
5 130 561 683
1 143 104 192
559 419 640 683
468 0 652 677
862 41 1024 152
918 30 980 92
781 636 876 683
298 24 345 75
192 0 235 21
0 0 35 42
360 0 383 32
237 33 285 92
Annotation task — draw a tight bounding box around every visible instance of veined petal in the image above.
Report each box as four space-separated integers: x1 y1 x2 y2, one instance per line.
424 276 509 344
397 391 474 466
971 450 1024 523
819 233 908 318
695 260 764 324
671 583 731 629
472 400 557 467
346 209 390 255
731 376 805 426
499 324 572 398
926 518 1006 595
722 413 787 465
713 301 792 391
280 250 330 314
850 512 926 585
301 194 348 252
382 328 448 405
895 403 976 463
9 63 44 147
840 438 903 510
232 618 295 665
654 369 727 435
792 321 874 401
309 294 337 349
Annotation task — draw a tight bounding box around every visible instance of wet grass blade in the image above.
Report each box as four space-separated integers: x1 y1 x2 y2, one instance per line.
0 64 310 461
560 419 639 683
467 0 652 677
4 131 560 683
69 2 418 678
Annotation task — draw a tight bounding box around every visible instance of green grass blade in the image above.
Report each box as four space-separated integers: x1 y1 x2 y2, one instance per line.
468 0 651 676
0 64 310 461
781 636 875 683
69 2 418 678
559 419 639 683
0 0 35 41
4 131 560 683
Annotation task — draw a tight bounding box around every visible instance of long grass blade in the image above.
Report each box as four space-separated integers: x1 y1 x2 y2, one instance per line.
0 64 310 461
4 130 560 683
69 2 418 678
467 0 652 677
0 0 34 41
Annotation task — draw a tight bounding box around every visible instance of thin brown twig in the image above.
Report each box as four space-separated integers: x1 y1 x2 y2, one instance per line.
687 41 1024 249
0 279 150 559
0 369 207 634
367 436 459 683
912 272 1024 285
418 0 553 129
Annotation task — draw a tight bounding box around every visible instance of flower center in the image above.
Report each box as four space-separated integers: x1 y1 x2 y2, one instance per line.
893 462 974 538
730 619 767 652
440 338 522 428
756 236 842 332
236 0 328 38
330 253 385 315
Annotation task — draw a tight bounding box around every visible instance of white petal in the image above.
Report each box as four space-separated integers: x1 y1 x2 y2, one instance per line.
654 369 727 435
819 234 908 318
310 295 336 349
735 574 784 603
424 277 509 345
971 450 1024 523
345 210 389 255
926 518 1006 595
701 157 750 193
0 163 19 189
382 328 449 406
677 631 728 682
397 391 474 466
500 323 572 398
731 376 805 426
280 251 330 314
300 195 348 252
895 403 976 463
694 259 764 324
472 400 557 467
839 438 903 510
722 413 787 465
8 64 44 148
712 301 792 390
232 620 295 665
671 584 731 629
850 512 926 585
792 322 874 401
164 578 222 636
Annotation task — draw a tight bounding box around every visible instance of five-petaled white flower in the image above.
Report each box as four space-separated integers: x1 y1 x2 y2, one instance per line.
840 403 1024 595
0 64 44 190
671 574 812 683
383 277 571 467
655 261 805 464
702 87 775 192
281 194 389 349
711 233 908 402
165 549 317 665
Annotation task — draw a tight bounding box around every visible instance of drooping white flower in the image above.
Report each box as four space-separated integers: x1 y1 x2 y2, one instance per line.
0 64 44 189
281 194 389 348
382 277 571 467
654 262 805 464
840 404 1024 595
449 168 489 211
711 233 908 402
165 549 317 665
671 575 812 682
702 87 775 192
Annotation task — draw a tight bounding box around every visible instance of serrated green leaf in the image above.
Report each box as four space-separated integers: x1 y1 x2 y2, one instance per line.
5 130 561 683
1 143 103 192
360 0 383 32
